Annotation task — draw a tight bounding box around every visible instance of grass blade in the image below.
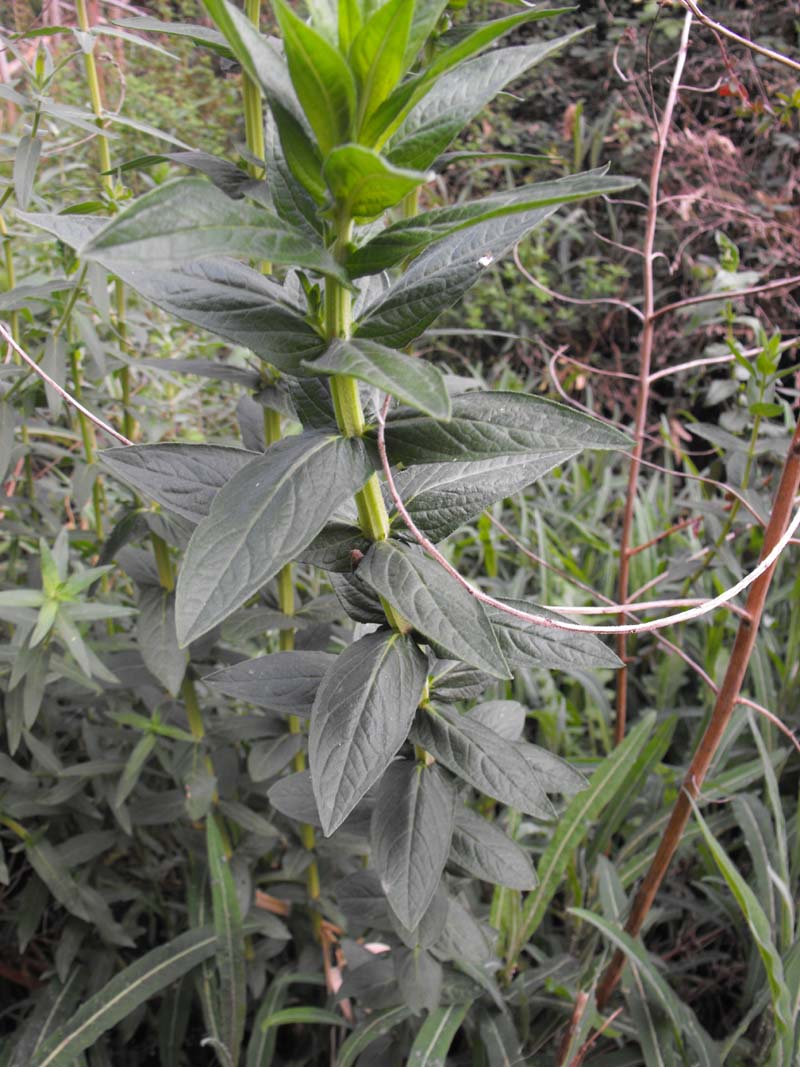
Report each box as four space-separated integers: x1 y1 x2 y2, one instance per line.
407 1003 471 1067
207 816 247 1067
31 928 217 1067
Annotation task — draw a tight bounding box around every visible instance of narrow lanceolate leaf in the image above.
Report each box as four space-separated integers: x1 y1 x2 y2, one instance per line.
83 178 345 279
572 910 721 1067
356 208 557 349
411 703 553 818
137 588 186 697
357 540 510 679
201 0 301 120
273 0 356 154
176 433 372 645
247 972 327 1067
514 742 587 796
387 33 585 171
488 597 622 671
30 928 217 1067
207 818 247 1067
371 760 456 929
381 391 629 464
350 0 412 130
309 630 428 836
407 1003 471 1067
349 171 637 274
206 651 336 715
101 444 259 525
336 1006 414 1067
307 338 450 418
450 807 537 890
511 712 656 955
690 797 792 1035
323 144 431 220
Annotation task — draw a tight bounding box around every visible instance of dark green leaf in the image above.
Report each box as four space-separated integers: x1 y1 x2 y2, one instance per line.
100 444 258 525
335 869 391 929
207 817 247 1066
175 433 373 644
205 651 337 714
114 733 157 809
349 171 637 274
381 391 629 464
395 947 442 1014
260 1006 348 1029
273 0 356 154
323 143 430 219
357 540 509 678
371 759 456 929
83 178 344 279
298 522 368 572
248 734 304 782
387 33 584 170
355 207 558 347
450 807 536 889
270 100 327 201
412 703 553 818
308 338 450 418
514 742 587 796
309 629 428 835
136 588 187 696
487 596 623 671
30 928 217 1067
468 700 525 741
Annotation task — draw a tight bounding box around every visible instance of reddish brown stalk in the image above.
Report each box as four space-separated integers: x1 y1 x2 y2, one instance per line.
615 10 693 746
597 415 800 1008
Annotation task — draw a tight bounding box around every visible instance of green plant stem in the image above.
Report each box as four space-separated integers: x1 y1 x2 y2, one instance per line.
74 0 113 194
114 281 135 441
0 213 19 346
324 216 409 633
69 342 104 539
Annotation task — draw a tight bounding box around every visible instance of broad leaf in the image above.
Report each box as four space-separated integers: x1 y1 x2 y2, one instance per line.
176 433 373 644
350 0 412 131
206 651 336 714
83 178 344 279
323 143 430 219
307 338 450 418
101 444 259 524
371 759 456 929
355 208 558 348
19 217 325 370
309 629 428 835
207 818 246 1067
468 700 526 741
450 807 537 889
137 588 186 697
487 596 623 671
349 170 637 274
411 703 553 818
357 540 510 678
387 452 576 542
273 0 356 154
30 928 217 1067
387 33 584 170
380 391 629 464
511 712 655 953
514 742 587 796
